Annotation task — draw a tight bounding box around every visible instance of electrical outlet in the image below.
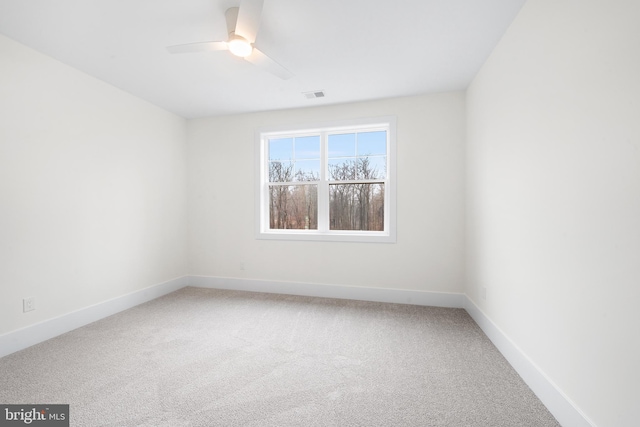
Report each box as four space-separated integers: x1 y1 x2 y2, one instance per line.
23 297 35 312
240 262 245 271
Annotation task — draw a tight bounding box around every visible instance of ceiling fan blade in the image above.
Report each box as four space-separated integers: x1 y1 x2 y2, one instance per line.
235 0 264 43
245 48 293 80
166 41 227 54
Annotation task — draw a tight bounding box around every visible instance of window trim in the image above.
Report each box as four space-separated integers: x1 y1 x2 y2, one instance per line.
255 116 397 243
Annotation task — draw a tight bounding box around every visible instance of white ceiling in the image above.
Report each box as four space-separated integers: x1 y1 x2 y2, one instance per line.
0 0 526 119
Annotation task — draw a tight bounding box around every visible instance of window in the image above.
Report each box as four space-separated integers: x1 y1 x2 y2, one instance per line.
256 117 396 242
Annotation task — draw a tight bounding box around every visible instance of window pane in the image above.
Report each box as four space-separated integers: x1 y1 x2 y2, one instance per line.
269 185 318 230
357 131 387 156
294 159 320 181
292 135 321 181
329 183 384 231
295 136 320 159
328 133 356 158
328 158 356 181
357 156 386 179
269 138 293 161
269 161 294 183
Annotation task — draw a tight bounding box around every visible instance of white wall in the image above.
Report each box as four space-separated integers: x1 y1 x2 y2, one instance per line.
466 1 640 426
188 93 466 294
0 34 188 335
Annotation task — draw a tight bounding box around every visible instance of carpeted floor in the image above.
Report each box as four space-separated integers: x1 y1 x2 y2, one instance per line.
0 287 560 426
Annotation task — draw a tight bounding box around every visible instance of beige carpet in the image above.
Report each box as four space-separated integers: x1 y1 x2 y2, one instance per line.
0 287 560 426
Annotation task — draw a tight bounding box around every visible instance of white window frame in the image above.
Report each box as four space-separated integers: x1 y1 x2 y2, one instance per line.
256 116 396 243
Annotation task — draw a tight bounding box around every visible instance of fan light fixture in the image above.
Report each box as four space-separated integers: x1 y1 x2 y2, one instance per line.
228 35 253 57
166 1 293 79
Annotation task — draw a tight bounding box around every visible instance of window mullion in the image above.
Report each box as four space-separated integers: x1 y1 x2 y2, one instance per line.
318 131 329 232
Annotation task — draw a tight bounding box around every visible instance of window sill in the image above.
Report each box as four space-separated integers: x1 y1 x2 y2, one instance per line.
257 230 396 243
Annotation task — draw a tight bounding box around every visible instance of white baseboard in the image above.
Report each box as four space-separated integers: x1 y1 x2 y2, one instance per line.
0 274 595 427
0 276 188 358
189 275 466 308
464 297 596 427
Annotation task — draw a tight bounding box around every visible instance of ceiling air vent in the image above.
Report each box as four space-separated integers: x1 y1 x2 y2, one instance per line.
303 90 325 99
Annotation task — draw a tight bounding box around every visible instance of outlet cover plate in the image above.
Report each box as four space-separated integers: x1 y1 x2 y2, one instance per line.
23 297 35 312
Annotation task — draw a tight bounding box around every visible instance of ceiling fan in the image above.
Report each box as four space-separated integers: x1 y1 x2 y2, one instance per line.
166 0 293 80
